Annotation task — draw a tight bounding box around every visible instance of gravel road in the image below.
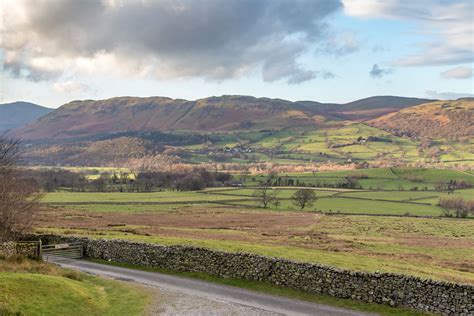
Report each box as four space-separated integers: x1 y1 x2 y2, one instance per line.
48 257 374 316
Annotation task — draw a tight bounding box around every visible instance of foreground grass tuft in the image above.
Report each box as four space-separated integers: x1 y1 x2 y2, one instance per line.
0 257 151 316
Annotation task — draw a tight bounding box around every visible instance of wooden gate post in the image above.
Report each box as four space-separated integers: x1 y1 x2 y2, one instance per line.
38 239 43 258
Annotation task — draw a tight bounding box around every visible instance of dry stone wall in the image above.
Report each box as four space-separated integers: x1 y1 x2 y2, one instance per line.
37 235 474 315
0 241 39 258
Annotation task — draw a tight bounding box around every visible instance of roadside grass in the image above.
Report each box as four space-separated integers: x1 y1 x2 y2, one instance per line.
90 258 429 316
0 258 151 316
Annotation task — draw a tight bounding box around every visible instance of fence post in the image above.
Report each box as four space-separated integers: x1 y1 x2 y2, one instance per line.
38 239 43 259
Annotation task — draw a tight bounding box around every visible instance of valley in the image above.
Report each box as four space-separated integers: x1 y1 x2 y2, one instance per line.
2 95 474 315
3 2 473 314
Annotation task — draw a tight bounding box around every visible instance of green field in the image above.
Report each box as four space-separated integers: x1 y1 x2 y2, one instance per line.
36 167 474 286
166 123 474 166
42 167 474 217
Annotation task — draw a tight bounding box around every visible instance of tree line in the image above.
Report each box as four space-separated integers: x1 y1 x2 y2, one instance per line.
24 168 234 192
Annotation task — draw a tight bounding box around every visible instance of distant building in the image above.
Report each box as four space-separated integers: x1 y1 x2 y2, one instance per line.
223 145 252 153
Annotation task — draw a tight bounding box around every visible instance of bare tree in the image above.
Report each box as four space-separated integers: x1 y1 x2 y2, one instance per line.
253 185 278 208
292 189 317 210
0 138 41 241
0 139 21 176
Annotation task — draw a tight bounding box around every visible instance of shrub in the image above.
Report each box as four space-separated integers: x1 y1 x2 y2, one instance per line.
439 197 474 218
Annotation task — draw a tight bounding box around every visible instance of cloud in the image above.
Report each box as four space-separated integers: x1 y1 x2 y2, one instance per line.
343 0 474 67
426 90 474 100
321 31 360 56
53 80 92 94
369 64 392 78
440 66 473 79
317 71 336 79
1 0 344 84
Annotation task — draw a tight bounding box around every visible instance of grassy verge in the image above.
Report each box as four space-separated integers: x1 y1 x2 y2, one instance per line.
90 258 430 316
0 257 151 316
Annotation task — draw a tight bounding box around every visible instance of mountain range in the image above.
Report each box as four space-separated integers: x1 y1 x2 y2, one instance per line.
4 95 473 167
10 95 433 140
0 102 53 133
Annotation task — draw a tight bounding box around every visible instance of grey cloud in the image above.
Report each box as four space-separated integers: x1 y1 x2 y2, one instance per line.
369 64 392 78
261 43 317 84
321 32 360 56
372 45 388 53
3 0 343 84
287 70 317 85
318 71 336 79
3 59 61 82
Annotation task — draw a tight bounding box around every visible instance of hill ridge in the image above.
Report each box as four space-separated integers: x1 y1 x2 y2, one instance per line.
11 95 434 140
369 99 474 139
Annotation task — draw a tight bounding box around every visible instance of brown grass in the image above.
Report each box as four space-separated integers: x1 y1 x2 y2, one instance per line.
34 205 474 284
0 256 83 281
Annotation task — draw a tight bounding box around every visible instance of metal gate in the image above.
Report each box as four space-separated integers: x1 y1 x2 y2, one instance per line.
41 242 84 259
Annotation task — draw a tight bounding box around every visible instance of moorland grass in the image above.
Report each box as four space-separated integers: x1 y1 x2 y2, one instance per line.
38 216 474 285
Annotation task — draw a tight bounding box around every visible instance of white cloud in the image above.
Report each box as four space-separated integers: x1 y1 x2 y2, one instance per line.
1 0 344 84
53 80 91 94
343 0 474 67
426 90 474 100
440 66 473 79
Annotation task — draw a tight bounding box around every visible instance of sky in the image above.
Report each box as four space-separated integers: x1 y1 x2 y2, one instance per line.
1 0 473 108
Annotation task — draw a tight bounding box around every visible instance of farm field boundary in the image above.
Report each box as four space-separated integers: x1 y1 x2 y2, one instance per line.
35 235 474 315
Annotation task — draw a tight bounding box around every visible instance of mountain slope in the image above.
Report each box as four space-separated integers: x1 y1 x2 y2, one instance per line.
13 95 334 140
11 95 437 141
0 102 52 132
300 96 434 121
369 98 474 139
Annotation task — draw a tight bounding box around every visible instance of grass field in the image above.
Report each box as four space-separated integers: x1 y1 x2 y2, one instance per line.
36 205 474 284
170 123 474 165
244 167 474 190
41 167 474 217
43 190 449 216
0 258 151 315
36 167 474 286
